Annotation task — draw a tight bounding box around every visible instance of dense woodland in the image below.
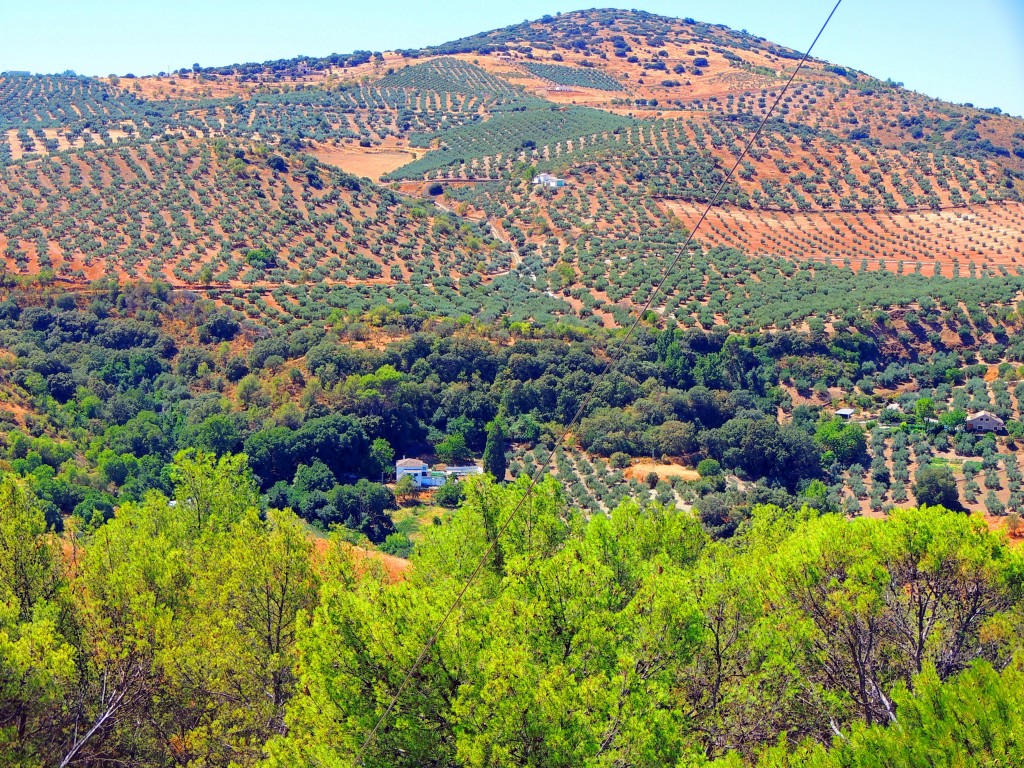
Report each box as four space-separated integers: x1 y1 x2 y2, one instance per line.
4 6 1024 766
1 465 1022 766
4 280 1024 543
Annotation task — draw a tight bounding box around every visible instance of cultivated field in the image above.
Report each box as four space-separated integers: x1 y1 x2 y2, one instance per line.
663 199 1024 277
0 139 511 289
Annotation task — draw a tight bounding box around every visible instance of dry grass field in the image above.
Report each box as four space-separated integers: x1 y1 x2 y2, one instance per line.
308 139 416 182
625 462 701 483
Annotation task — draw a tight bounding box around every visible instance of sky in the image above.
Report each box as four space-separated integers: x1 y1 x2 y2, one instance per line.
2 1 1023 116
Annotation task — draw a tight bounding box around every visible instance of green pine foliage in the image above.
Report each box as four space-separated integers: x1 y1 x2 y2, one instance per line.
722 662 1024 767
482 415 508 480
6 447 1022 766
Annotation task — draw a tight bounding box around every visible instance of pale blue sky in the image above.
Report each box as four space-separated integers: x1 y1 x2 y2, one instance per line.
2 1 1023 116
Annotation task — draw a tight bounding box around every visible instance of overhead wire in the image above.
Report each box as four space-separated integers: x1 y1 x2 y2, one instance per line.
355 1 844 762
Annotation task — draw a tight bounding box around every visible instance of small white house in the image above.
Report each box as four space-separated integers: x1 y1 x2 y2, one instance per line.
532 173 565 188
395 458 483 488
396 458 430 485
835 408 856 420
966 411 1005 433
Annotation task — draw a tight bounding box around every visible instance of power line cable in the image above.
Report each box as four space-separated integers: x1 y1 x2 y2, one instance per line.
355 1 843 762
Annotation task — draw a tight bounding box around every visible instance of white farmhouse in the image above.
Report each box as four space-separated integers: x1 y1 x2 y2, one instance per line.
395 458 483 488
965 411 1005 433
532 173 565 189
395 458 430 485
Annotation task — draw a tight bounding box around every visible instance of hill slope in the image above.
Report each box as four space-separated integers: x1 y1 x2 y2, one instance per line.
1 8 1023 333
4 20 1024 765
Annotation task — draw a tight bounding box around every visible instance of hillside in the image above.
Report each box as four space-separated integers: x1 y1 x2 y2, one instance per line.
3 7 1024 501
1 10 1022 329
0 138 514 287
5 8 1024 768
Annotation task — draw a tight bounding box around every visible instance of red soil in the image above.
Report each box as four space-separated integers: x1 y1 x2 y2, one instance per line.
312 537 410 582
662 200 1024 277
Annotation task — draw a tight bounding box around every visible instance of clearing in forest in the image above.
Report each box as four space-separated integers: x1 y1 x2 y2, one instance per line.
625 462 701 483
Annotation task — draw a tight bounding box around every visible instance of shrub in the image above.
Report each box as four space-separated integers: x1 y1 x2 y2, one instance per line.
610 452 630 469
912 466 963 511
433 477 464 508
986 490 1006 516
696 458 721 476
381 531 413 558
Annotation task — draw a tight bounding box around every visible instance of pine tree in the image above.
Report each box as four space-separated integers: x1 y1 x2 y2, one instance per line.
482 416 507 481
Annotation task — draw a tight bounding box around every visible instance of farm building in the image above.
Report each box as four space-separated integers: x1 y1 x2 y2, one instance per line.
395 458 483 488
835 408 856 420
395 458 430 485
965 411 1005 433
532 173 566 188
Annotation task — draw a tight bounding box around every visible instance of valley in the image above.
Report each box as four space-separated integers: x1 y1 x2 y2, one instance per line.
2 8 1024 767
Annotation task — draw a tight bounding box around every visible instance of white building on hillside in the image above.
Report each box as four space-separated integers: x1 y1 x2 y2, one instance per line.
395 458 483 488
396 458 430 485
966 411 1005 433
532 173 565 188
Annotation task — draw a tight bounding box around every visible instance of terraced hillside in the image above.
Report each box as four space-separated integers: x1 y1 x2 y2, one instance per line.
6 18 1024 763
0 139 512 287
1 8 1023 331
663 199 1024 277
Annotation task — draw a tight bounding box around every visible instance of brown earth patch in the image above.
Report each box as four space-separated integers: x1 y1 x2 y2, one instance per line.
625 462 700 483
537 88 619 107
116 75 260 101
983 514 1024 546
309 139 417 182
312 537 410 582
